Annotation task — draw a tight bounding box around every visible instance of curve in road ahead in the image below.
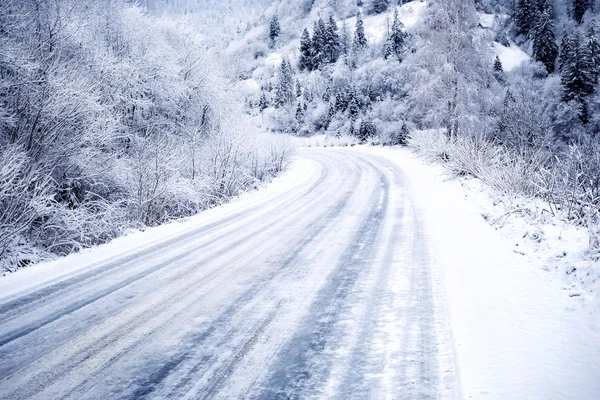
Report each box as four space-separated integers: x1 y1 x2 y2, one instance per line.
0 148 458 400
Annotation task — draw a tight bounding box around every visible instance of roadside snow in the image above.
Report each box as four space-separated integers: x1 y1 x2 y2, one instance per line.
0 157 314 301
352 145 600 400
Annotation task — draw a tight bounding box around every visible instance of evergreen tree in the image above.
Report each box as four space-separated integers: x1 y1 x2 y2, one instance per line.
493 56 505 82
269 15 281 48
560 30 594 122
587 21 600 83
325 16 342 63
335 90 348 112
494 56 504 73
383 36 393 59
358 118 376 142
394 122 410 145
295 101 305 123
299 28 313 71
496 89 516 144
384 8 407 60
559 29 574 75
514 0 534 37
372 0 390 14
275 59 294 107
295 79 302 98
341 20 350 56
573 0 592 24
399 123 410 145
532 7 558 74
259 92 268 112
311 19 327 69
353 11 368 52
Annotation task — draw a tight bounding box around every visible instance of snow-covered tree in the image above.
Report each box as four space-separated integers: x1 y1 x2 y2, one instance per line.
358 118 377 142
384 8 407 61
586 21 600 83
269 15 281 47
573 0 592 24
299 28 313 71
275 59 295 107
513 0 534 37
494 56 506 82
371 0 390 14
532 6 558 74
353 11 368 52
325 16 342 63
560 30 594 122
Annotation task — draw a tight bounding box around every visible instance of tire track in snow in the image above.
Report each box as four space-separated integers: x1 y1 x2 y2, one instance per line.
0 155 359 400
0 154 330 323
254 161 389 399
99 156 368 400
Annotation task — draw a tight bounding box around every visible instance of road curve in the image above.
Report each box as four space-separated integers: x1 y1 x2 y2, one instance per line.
0 148 458 400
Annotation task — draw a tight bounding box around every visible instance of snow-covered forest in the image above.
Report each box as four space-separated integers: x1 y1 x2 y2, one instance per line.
2 0 600 277
232 0 600 268
0 0 291 271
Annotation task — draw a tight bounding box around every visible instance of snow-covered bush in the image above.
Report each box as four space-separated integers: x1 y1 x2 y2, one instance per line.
0 0 294 272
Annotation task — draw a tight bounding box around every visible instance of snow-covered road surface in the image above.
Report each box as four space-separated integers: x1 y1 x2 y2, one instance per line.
1 146 599 400
0 148 457 399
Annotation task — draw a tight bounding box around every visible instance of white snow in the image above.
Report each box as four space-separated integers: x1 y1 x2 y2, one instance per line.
0 157 315 301
493 40 530 71
351 145 600 400
479 13 495 29
2 144 598 399
346 1 426 44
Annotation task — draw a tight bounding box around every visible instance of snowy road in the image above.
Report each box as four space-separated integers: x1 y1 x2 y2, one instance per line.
0 148 457 399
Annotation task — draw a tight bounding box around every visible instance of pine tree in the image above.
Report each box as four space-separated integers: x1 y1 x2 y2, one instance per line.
493 56 505 82
269 15 281 48
335 90 348 112
259 92 268 112
560 30 594 122
494 56 504 73
559 29 574 75
532 7 558 74
561 30 594 101
295 79 302 98
341 20 350 57
275 59 294 107
353 11 368 52
572 0 592 24
299 28 313 71
383 36 393 59
394 122 410 145
384 8 407 60
295 101 305 123
514 0 534 37
587 21 600 83
325 16 342 63
311 19 327 69
496 89 516 143
372 0 390 14
358 118 376 143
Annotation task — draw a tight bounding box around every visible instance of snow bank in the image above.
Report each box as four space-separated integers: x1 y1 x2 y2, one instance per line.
0 136 299 300
352 145 600 400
